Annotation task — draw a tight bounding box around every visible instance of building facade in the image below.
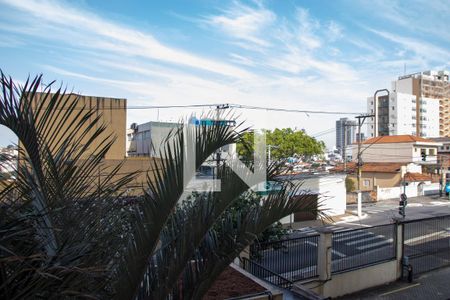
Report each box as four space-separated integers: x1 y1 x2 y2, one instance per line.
126 118 237 164
351 135 441 164
335 118 356 155
367 70 448 138
26 93 127 160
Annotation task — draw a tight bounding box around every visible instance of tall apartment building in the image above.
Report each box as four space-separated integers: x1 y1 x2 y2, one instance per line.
335 118 356 155
367 70 448 138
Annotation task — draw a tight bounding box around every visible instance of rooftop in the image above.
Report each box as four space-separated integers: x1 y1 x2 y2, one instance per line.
362 135 433 145
332 162 404 173
404 172 432 182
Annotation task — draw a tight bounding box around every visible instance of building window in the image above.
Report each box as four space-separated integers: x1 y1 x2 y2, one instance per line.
429 149 435 155
371 101 373 105
392 106 395 110
363 180 370 187
447 146 450 150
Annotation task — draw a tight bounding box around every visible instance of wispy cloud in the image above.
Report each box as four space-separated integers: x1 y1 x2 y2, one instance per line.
367 28 450 63
0 0 253 80
1 0 447 148
202 1 276 48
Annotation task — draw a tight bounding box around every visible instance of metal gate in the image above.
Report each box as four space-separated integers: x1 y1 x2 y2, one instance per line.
403 215 450 276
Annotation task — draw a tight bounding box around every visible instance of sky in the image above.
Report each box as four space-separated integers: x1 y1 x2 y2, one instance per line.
0 0 449 149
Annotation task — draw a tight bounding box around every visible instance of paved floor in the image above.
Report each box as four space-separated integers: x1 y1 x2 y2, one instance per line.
338 265 450 300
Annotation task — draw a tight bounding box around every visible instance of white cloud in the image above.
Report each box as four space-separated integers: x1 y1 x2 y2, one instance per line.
367 28 450 63
203 2 276 48
0 0 253 80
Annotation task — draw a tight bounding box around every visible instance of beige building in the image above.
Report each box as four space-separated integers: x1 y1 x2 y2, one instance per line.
23 93 127 159
19 93 160 195
352 135 441 164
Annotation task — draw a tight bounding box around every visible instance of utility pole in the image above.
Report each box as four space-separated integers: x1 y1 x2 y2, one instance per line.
214 104 230 178
343 123 347 172
355 113 374 218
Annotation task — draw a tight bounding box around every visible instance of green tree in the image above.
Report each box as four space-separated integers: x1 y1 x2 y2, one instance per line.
345 176 355 192
237 128 325 161
0 72 321 299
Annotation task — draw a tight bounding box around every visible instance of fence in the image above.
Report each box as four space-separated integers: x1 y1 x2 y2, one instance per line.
242 257 293 289
245 215 450 298
332 224 396 273
250 235 319 281
403 215 450 276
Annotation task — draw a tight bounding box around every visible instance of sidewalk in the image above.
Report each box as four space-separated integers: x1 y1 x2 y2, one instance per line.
338 265 450 300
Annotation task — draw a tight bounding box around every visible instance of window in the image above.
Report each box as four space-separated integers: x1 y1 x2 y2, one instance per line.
392 106 395 110
414 148 418 152
363 180 370 187
412 116 416 120
412 107 416 111
429 149 435 155
447 146 450 150
371 101 373 105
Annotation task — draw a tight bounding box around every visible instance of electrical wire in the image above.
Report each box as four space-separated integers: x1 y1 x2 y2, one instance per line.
27 102 364 115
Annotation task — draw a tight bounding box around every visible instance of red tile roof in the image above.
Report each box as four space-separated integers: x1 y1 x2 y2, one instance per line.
362 135 433 145
404 172 432 182
331 162 403 173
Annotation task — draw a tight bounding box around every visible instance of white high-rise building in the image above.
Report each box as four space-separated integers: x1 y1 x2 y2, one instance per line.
367 70 447 138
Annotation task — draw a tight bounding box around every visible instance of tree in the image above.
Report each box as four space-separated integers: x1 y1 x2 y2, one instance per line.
345 176 355 192
237 128 325 162
0 72 322 299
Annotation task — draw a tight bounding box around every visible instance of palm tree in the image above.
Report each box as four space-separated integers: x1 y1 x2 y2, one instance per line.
0 72 322 299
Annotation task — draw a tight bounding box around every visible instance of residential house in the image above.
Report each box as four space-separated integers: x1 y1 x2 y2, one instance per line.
352 135 442 164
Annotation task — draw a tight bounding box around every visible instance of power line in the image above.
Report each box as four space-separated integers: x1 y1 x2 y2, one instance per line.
28 102 363 115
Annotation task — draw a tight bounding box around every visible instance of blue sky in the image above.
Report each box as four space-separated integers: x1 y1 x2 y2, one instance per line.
0 0 449 148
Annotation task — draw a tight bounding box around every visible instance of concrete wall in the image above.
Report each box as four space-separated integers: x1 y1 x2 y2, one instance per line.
376 181 433 200
306 261 398 298
26 93 127 160
279 174 347 225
